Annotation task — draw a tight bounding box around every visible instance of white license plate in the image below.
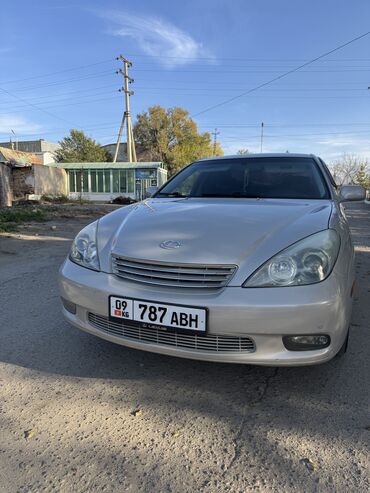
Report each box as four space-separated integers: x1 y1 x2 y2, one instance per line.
109 296 207 333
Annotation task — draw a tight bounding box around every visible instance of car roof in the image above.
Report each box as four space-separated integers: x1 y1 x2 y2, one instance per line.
197 153 318 162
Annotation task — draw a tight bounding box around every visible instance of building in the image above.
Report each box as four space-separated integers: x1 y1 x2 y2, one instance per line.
0 139 60 165
101 143 156 163
101 143 127 162
0 146 65 206
50 161 167 201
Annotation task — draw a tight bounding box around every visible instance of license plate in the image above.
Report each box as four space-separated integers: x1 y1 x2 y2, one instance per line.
109 296 207 333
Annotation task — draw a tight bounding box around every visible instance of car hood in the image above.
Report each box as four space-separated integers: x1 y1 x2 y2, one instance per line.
98 198 332 285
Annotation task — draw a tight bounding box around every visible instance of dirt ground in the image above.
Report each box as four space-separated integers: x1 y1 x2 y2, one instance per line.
0 202 369 492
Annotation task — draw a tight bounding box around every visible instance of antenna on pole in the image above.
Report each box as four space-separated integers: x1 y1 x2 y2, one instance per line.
113 55 137 163
212 128 220 156
260 122 264 153
11 129 18 151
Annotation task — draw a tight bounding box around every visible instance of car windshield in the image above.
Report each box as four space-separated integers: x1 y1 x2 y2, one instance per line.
156 157 330 200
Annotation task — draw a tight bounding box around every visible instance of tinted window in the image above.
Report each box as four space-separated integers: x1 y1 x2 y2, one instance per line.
157 157 329 200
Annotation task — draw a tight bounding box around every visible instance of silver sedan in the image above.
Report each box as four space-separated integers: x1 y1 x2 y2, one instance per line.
59 153 365 366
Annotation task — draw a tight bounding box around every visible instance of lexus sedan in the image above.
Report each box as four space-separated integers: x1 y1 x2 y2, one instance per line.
59 154 365 366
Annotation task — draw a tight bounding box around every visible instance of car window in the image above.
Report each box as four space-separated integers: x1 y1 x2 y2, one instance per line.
157 157 330 200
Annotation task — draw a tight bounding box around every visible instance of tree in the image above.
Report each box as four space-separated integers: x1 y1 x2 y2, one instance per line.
134 106 223 175
237 149 250 155
56 129 111 163
354 163 370 190
329 153 369 186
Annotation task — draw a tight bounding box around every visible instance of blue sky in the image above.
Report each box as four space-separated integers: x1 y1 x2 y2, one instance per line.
1 0 370 161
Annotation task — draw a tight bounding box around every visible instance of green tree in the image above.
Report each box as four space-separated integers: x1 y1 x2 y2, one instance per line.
56 129 111 163
354 163 370 189
134 106 223 175
237 149 250 155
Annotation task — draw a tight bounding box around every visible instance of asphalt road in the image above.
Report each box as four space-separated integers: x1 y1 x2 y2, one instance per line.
0 203 369 493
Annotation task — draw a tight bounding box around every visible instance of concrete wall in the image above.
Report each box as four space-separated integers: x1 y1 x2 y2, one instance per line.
0 140 60 153
0 163 13 207
36 151 58 165
69 191 135 202
34 165 67 196
11 165 67 200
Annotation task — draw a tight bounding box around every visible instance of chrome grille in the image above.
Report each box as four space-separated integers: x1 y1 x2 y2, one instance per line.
88 313 255 354
111 256 237 288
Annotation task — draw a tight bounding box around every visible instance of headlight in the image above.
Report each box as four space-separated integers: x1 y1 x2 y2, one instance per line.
70 221 100 271
243 230 340 287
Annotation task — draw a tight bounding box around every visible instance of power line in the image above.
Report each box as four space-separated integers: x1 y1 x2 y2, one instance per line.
134 68 370 73
0 88 119 110
0 94 120 113
220 129 370 139
6 92 369 115
199 122 370 128
124 53 370 62
2 119 370 138
6 70 115 93
0 85 76 125
1 88 368 113
0 84 118 106
0 85 365 108
191 31 370 117
0 58 115 85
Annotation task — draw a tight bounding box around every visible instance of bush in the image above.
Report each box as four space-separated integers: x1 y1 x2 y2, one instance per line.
41 194 70 203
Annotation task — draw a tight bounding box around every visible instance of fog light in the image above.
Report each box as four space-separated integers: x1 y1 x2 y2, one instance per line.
61 297 77 314
283 334 330 351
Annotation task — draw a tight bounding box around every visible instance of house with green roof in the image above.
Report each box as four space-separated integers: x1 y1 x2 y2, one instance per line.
49 161 167 201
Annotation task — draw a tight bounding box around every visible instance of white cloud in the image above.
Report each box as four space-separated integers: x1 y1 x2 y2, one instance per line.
317 139 353 147
98 11 212 68
0 114 42 137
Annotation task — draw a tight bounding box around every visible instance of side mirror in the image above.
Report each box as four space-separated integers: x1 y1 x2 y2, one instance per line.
144 186 158 198
339 185 366 202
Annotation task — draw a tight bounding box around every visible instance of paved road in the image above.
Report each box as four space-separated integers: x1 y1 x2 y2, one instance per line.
0 203 369 493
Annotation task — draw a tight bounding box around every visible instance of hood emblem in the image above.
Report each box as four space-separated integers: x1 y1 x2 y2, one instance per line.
160 240 182 249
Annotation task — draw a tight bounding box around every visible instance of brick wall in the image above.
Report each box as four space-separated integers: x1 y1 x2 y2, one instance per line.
12 167 35 199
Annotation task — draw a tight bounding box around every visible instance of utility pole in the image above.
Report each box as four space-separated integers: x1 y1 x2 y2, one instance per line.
260 122 264 153
212 128 220 156
114 55 137 163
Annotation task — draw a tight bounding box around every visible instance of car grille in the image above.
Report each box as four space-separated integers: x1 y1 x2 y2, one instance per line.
88 313 255 354
111 256 237 289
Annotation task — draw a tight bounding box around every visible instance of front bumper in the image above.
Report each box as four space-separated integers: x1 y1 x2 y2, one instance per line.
59 259 352 366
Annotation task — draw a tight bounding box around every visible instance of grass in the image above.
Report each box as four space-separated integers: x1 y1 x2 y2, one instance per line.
0 207 48 232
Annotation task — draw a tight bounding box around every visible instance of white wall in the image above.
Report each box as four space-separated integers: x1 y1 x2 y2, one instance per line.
69 192 136 202
34 151 58 165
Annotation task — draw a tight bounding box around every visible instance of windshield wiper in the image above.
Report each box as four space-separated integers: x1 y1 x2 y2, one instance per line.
156 192 189 198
